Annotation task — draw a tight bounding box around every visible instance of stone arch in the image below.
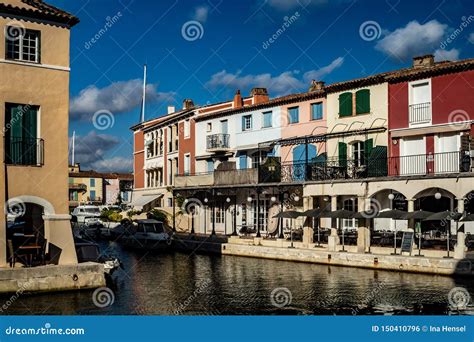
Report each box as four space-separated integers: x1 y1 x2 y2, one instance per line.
6 195 56 215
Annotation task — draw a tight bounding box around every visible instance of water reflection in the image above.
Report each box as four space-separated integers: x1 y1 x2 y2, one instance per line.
0 241 472 315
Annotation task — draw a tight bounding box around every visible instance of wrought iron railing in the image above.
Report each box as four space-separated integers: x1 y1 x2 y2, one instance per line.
206 134 230 150
259 151 469 183
5 137 44 166
409 102 431 124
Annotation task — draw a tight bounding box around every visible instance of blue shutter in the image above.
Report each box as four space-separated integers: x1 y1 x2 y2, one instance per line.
311 103 323 120
239 153 247 169
207 160 214 173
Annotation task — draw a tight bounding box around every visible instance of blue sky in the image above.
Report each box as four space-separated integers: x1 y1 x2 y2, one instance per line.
47 0 474 172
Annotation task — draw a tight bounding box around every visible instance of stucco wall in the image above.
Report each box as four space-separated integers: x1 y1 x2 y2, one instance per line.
326 83 389 158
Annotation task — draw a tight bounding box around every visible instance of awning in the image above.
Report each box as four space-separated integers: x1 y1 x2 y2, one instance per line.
131 193 163 208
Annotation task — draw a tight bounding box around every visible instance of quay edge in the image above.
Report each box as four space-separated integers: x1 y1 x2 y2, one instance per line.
0 262 106 295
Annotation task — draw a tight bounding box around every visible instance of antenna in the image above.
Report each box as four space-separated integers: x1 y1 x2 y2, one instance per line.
140 64 147 123
71 130 75 166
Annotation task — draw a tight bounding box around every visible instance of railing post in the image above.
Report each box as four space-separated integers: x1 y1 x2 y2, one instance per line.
256 188 261 238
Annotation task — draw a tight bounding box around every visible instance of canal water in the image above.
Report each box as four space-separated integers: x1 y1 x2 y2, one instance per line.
1 240 473 315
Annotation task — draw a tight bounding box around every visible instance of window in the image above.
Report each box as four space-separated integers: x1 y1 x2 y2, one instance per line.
5 103 40 165
352 141 365 167
207 160 214 173
184 154 190 175
342 198 358 229
184 119 190 138
251 151 267 169
220 120 228 134
6 27 40 63
211 205 225 224
90 190 96 201
311 102 323 120
355 89 370 114
339 92 353 117
262 111 272 128
242 115 252 131
168 198 173 207
207 122 212 132
288 107 299 124
90 178 96 187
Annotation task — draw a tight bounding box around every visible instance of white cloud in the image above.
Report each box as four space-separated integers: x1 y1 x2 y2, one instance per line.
70 79 175 121
303 57 344 82
192 5 209 22
71 131 132 172
375 20 448 61
206 57 343 95
90 157 133 173
434 48 460 62
469 32 474 44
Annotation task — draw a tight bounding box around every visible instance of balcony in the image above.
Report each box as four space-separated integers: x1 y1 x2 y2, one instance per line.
258 151 471 183
409 102 431 125
69 183 87 192
214 168 258 186
5 137 44 166
175 172 214 187
206 134 230 152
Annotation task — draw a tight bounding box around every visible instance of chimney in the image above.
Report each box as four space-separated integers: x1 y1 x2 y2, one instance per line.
250 87 269 105
413 54 435 68
309 80 325 92
182 99 194 110
167 105 176 114
233 90 243 109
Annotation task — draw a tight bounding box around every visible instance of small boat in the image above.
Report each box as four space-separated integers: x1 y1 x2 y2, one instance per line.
75 237 122 275
119 219 172 251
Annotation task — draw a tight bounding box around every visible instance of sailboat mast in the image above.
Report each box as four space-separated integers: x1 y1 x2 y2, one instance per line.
71 130 75 166
141 64 147 123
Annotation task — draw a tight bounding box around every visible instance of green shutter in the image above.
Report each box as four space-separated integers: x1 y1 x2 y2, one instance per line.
339 92 353 117
356 89 370 114
365 138 373 161
9 106 23 164
241 116 245 131
338 142 347 168
367 146 388 177
24 108 38 164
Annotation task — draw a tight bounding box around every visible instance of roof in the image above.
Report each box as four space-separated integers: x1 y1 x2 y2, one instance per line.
0 0 79 27
196 89 326 122
196 57 474 122
69 170 133 180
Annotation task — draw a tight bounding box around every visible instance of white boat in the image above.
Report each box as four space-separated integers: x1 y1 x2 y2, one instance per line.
119 219 172 251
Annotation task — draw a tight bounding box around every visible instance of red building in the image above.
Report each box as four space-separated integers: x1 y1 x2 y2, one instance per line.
388 55 474 177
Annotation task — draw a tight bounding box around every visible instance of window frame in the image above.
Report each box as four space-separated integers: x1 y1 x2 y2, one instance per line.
262 111 273 128
242 115 252 131
310 102 323 121
5 27 41 63
288 106 299 124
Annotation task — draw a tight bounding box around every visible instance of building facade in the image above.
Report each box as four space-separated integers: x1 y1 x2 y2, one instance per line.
132 54 474 259
0 0 79 265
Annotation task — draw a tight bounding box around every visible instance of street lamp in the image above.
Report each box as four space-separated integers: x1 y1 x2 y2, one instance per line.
247 196 253 203
270 196 277 202
435 192 442 200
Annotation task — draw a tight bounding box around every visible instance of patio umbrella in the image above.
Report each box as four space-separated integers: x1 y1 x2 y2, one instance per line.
377 209 408 255
301 207 328 247
405 210 434 257
460 213 474 222
320 210 355 252
273 210 303 248
352 210 378 219
423 210 462 258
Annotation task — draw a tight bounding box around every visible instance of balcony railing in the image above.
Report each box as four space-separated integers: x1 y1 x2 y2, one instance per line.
409 102 431 125
5 137 44 166
206 134 230 151
258 151 470 183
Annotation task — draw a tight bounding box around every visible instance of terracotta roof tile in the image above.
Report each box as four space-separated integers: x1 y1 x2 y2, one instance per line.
0 0 79 27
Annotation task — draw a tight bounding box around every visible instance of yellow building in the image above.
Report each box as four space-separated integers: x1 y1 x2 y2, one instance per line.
68 164 105 208
0 0 79 266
